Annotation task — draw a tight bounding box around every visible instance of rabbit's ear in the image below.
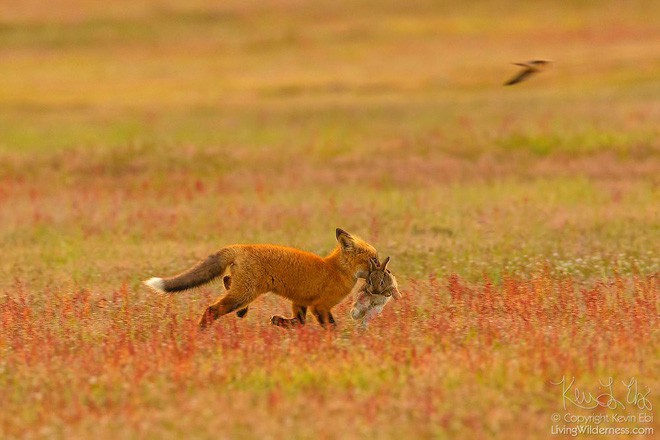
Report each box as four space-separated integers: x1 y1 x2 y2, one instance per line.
380 256 391 271
368 258 377 271
356 270 369 279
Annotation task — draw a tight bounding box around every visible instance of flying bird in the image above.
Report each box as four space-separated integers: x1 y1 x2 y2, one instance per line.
504 60 552 86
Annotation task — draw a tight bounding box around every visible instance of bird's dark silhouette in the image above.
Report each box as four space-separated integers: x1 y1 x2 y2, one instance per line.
504 60 552 85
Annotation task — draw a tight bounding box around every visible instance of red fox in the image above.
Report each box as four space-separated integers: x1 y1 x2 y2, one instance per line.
144 228 379 330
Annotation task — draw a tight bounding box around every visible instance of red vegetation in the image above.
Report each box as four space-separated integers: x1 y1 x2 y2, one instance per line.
1 272 657 437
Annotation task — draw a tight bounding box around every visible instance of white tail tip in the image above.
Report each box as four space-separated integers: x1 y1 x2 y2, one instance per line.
144 277 166 293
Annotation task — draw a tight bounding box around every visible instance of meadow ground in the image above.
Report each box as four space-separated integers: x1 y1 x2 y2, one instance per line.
0 1 658 438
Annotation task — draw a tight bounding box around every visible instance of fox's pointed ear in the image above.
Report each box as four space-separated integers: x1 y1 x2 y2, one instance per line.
336 228 354 251
380 256 391 271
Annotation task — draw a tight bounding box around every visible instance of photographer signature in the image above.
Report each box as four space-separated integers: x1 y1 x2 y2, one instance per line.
552 376 652 411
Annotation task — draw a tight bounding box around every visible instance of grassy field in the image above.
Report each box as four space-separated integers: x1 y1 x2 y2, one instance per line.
1 1 658 438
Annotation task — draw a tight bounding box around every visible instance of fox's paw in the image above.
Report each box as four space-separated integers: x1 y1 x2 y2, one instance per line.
198 316 211 331
198 307 218 331
271 316 302 328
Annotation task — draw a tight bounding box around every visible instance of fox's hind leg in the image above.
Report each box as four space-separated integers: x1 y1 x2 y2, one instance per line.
271 303 307 328
221 275 249 318
199 280 258 330
199 295 250 330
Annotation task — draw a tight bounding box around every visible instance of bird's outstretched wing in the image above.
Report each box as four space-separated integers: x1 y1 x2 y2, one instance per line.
504 68 534 86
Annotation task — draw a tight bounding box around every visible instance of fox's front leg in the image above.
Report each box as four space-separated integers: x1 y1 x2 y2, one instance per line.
312 308 337 329
271 303 307 328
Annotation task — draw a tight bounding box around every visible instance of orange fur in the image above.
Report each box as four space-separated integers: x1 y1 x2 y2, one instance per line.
144 228 378 330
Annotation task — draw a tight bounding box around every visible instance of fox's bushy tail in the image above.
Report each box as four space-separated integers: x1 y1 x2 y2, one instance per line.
144 248 233 293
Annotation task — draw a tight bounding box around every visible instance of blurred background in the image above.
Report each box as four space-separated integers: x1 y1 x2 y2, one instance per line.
0 0 658 286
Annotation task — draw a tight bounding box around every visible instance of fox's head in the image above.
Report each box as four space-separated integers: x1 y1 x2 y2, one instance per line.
335 228 379 277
